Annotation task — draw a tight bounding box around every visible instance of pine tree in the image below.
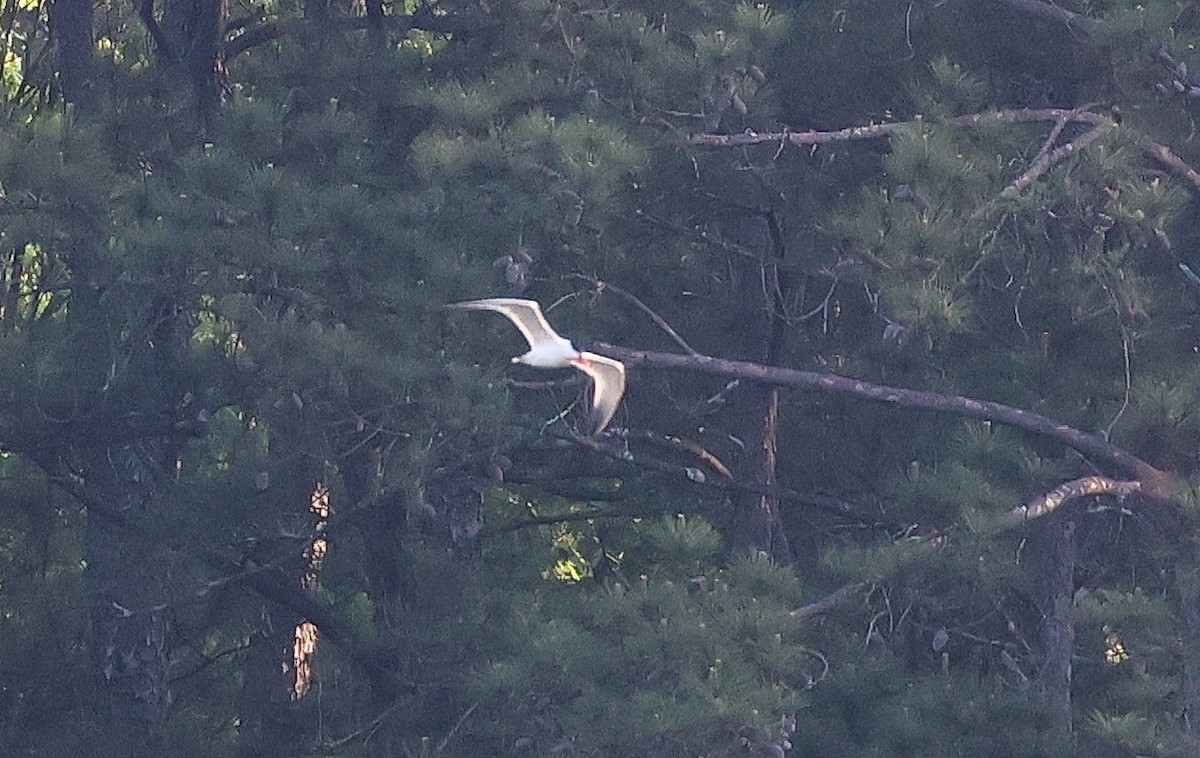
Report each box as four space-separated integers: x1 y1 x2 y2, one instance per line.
7 0 1200 755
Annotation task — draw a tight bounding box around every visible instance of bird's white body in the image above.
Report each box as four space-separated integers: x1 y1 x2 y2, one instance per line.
517 334 578 368
447 297 626 436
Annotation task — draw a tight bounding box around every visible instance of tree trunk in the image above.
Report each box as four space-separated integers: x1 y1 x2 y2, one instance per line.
49 0 97 112
731 383 790 562
83 445 171 755
156 0 228 121
1038 517 1076 733
236 620 309 757
729 212 792 563
1177 564 1200 735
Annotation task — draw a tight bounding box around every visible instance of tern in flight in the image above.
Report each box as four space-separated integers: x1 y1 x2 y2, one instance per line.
447 298 626 436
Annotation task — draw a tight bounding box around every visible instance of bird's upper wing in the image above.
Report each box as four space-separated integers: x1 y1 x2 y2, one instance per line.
575 352 627 435
447 298 561 349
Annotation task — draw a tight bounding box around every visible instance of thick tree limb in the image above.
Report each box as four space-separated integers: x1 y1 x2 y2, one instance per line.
137 0 178 64
592 343 1173 494
1002 475 1141 527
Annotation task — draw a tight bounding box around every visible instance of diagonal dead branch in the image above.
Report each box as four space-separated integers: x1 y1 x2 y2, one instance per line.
624 428 734 478
1140 138 1200 193
1002 123 1111 196
593 342 1173 495
791 581 867 622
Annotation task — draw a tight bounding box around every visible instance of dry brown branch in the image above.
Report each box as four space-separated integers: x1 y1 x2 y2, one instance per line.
546 428 869 520
624 429 734 478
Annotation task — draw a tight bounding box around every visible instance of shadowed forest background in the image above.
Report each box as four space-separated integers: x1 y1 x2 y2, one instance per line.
6 0 1200 755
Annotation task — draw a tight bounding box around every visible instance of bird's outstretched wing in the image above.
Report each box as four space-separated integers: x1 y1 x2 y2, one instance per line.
575 352 626 435
447 298 562 350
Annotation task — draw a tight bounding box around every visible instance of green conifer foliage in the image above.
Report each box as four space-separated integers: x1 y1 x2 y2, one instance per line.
9 0 1200 754
470 516 806 756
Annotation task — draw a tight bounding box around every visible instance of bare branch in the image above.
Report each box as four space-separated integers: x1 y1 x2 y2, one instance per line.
546 428 871 520
624 428 734 478
690 108 1110 148
574 274 701 356
1140 138 1200 193
593 343 1173 493
1002 475 1141 526
1001 123 1110 196
790 582 867 622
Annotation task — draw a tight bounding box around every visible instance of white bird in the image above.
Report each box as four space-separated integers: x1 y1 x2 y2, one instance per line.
447 297 626 436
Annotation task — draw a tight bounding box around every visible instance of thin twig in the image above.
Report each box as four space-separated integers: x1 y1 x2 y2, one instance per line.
574 274 701 356
624 428 734 478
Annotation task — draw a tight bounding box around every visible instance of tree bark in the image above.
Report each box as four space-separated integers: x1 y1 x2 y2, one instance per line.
1177 565 1200 736
1038 517 1076 733
728 212 792 563
49 0 97 112
82 444 171 754
731 383 790 561
141 0 228 122
236 611 309 757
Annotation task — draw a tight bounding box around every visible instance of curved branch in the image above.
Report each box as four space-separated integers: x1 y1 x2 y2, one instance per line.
1002 475 1142 526
137 0 179 64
